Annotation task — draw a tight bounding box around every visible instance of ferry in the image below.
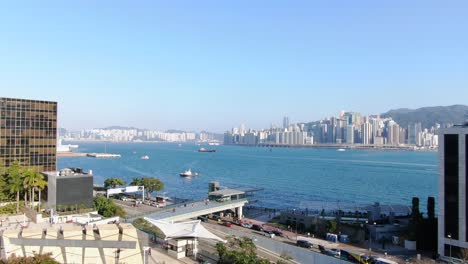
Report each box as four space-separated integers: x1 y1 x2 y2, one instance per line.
180 168 199 177
199 148 216 153
141 155 150 160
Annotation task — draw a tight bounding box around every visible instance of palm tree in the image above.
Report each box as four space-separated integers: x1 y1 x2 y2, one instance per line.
35 174 47 212
23 169 41 208
23 169 34 208
130 177 142 186
6 161 24 213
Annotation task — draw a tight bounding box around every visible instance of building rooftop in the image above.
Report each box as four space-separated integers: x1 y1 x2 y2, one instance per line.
43 167 93 177
209 188 245 197
2 223 142 263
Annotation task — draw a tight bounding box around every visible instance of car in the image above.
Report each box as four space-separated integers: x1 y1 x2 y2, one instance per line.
263 230 276 238
272 230 283 237
241 222 253 229
251 224 263 231
222 221 232 227
296 240 313 248
198 216 209 222
323 249 340 257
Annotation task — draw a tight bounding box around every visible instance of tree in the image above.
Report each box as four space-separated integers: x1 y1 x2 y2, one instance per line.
141 177 164 198
327 220 338 233
23 169 43 208
0 162 8 202
427 196 435 220
6 161 24 213
103 178 126 189
0 252 59 264
216 236 270 264
93 196 125 217
35 173 47 212
130 177 142 186
409 197 423 241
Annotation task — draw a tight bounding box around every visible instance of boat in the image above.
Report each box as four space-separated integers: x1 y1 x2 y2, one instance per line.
198 148 216 153
208 142 220 146
141 155 150 160
337 148 346 152
179 168 199 177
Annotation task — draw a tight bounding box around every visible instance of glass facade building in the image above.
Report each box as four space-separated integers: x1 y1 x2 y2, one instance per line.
0 97 57 172
438 127 468 259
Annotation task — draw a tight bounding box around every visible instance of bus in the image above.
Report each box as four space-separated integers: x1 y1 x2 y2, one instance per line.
340 249 371 264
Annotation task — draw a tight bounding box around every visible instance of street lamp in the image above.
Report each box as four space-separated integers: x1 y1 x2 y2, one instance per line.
365 221 377 257
447 234 452 261
365 221 371 255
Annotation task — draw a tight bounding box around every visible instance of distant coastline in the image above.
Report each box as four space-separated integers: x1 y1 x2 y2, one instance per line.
227 143 437 152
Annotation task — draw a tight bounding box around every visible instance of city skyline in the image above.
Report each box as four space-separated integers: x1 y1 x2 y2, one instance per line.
1 1 468 131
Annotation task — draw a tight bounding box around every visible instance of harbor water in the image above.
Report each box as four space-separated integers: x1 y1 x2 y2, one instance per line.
59 142 438 211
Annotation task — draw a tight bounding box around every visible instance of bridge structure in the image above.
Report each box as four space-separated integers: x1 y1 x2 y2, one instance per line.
124 199 248 223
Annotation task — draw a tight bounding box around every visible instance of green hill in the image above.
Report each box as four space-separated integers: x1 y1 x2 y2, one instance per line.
381 105 468 129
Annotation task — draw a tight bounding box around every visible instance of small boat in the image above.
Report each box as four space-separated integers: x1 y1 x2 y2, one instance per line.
180 168 199 177
141 155 150 160
208 142 220 146
337 148 346 152
199 148 216 153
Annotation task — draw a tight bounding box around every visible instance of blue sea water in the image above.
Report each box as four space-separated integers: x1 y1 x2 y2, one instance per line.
58 142 438 210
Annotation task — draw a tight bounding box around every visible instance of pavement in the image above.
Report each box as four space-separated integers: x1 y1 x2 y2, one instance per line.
239 210 433 263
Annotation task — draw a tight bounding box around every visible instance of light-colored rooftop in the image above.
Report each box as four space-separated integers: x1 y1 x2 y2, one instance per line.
2 224 143 263
209 188 245 197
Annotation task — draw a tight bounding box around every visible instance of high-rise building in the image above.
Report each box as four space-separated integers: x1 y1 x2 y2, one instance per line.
362 122 373 145
438 125 468 260
346 125 354 144
387 122 400 145
283 116 290 130
0 97 57 172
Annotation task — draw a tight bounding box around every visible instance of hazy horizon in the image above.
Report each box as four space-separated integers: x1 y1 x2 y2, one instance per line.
1 1 467 132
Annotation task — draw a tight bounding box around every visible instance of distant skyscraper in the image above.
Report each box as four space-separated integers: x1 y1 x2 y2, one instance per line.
387 122 400 145
240 123 246 135
438 125 468 259
362 122 372 145
283 116 289 130
346 125 354 144
344 112 362 126
0 97 57 172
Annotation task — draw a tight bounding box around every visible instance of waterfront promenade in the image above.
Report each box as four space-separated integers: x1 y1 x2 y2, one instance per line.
228 143 431 151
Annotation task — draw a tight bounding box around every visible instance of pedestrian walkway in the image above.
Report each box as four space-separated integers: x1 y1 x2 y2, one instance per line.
148 247 186 264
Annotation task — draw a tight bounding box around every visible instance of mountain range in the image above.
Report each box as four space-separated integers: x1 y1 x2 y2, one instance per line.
381 104 468 129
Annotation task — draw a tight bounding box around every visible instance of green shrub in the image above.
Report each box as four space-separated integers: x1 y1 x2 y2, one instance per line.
0 203 17 215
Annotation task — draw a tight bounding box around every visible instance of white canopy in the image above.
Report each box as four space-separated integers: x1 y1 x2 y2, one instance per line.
144 217 227 243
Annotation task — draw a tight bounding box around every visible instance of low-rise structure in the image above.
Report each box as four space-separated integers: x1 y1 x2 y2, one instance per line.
43 168 94 210
1 223 143 263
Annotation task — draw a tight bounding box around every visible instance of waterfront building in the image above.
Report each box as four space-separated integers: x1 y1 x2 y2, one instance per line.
346 125 354 144
0 97 57 172
43 167 94 210
362 122 373 145
283 116 290 129
387 122 400 145
438 125 468 260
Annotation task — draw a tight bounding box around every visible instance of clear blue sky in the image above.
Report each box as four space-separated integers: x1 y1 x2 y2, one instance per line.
1 1 467 132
